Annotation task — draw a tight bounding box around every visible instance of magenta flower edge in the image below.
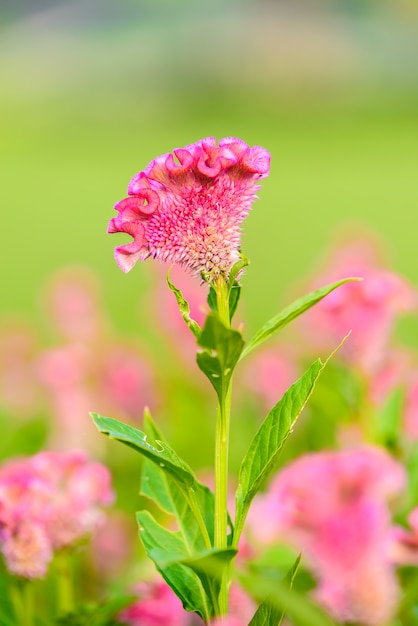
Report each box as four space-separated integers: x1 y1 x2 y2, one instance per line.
108 136 270 280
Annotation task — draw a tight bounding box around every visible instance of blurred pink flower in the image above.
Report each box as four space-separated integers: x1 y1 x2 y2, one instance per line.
32 450 114 549
35 337 156 450
89 511 135 578
95 341 156 419
2 521 52 579
0 450 113 578
0 318 42 419
119 579 253 626
108 137 270 279
35 344 98 450
248 447 405 625
118 579 200 626
41 266 106 342
239 344 299 412
300 237 417 373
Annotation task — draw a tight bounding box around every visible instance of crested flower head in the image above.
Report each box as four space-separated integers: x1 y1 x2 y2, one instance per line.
108 137 270 280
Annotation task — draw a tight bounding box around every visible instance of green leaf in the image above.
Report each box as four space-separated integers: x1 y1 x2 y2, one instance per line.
166 270 201 339
196 315 245 402
181 548 238 616
228 283 241 321
91 413 195 488
227 254 249 290
249 556 301 626
54 596 135 625
234 358 327 544
140 411 214 549
240 277 360 360
242 567 333 626
374 386 404 449
137 510 210 621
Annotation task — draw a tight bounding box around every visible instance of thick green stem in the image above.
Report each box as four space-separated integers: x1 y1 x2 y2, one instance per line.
213 275 232 617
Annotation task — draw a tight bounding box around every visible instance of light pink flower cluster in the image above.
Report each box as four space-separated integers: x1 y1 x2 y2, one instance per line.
119 579 255 626
108 137 270 279
118 579 199 626
248 447 405 626
0 450 113 579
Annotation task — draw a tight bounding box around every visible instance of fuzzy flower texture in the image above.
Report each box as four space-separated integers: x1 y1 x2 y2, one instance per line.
108 137 270 279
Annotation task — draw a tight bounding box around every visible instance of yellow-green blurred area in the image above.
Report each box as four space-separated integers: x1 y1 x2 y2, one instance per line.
1 0 418 332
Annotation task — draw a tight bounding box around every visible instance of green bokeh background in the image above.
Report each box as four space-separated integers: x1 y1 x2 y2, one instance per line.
2 0 418 338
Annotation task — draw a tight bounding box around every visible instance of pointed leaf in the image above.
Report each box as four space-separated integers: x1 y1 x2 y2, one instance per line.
242 567 333 626
181 548 238 616
137 510 210 621
141 411 215 549
241 277 360 359
249 555 301 626
167 270 201 340
196 315 245 402
234 358 327 544
227 255 249 290
91 413 195 488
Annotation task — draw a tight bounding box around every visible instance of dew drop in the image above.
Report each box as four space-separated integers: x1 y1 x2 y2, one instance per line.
160 463 165 468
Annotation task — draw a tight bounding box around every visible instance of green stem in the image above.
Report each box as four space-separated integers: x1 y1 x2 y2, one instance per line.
213 275 232 617
10 580 33 626
55 549 74 617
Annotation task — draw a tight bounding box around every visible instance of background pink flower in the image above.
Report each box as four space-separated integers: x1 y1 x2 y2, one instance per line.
299 236 417 373
0 450 114 578
248 446 405 625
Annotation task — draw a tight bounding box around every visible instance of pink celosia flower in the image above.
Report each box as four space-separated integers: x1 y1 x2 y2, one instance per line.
32 450 114 549
108 137 270 279
248 447 405 625
118 579 200 626
299 236 417 373
2 521 53 579
0 450 113 578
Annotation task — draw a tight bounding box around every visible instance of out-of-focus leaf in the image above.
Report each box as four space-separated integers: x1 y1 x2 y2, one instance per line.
240 277 360 360
54 596 135 625
249 555 301 626
242 565 334 626
181 548 238 616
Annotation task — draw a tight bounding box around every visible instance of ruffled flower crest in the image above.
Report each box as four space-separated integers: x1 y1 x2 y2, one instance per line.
108 137 270 279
